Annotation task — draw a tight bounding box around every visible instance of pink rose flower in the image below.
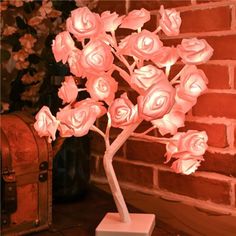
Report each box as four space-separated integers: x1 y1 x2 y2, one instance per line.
165 130 208 162
151 110 185 135
171 156 203 175
86 74 118 105
177 38 213 65
34 106 59 143
138 79 175 121
151 46 179 68
120 8 150 30
68 48 83 77
109 93 138 128
179 65 208 98
159 5 181 36
120 30 163 60
66 7 102 40
173 65 208 113
131 65 167 93
52 31 75 64
80 39 114 75
56 99 106 137
101 11 124 32
58 76 78 104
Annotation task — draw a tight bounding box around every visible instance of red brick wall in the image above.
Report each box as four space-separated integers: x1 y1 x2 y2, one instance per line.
91 0 236 215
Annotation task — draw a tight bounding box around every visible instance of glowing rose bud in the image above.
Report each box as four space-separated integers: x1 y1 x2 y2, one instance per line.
58 76 78 104
52 31 75 64
120 30 163 60
109 93 138 128
165 130 208 162
34 106 59 143
57 99 106 137
80 39 114 75
171 156 203 175
151 110 185 135
177 38 213 65
66 7 102 41
120 8 150 30
68 49 83 77
179 65 208 98
138 80 175 121
159 5 181 36
131 65 167 93
151 46 179 68
172 65 208 114
101 11 124 32
86 74 118 105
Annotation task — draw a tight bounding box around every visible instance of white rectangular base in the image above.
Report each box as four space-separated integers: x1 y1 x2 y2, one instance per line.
96 213 156 236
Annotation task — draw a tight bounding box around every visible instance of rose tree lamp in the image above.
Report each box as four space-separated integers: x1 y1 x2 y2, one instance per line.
33 5 213 236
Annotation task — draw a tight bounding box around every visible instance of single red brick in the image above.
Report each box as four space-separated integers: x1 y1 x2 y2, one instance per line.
158 170 231 204
203 35 236 60
180 122 229 148
180 7 231 33
234 66 236 89
199 152 236 177
96 0 126 14
113 160 154 187
234 126 236 147
198 64 230 89
192 93 236 119
126 140 166 164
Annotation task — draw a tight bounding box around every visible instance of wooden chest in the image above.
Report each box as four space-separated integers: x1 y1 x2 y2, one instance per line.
1 112 52 235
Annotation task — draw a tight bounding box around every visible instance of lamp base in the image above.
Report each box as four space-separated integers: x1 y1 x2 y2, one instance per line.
96 213 155 236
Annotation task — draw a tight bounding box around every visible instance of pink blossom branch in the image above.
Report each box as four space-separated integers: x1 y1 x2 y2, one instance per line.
103 120 142 223
130 132 170 144
105 112 112 148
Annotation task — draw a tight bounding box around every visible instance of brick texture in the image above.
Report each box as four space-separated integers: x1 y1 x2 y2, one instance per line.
192 93 236 119
180 122 229 148
198 64 230 89
199 152 236 177
114 160 154 187
158 170 231 204
234 66 236 89
126 140 166 164
96 0 126 14
234 126 236 147
180 7 231 33
130 0 191 11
